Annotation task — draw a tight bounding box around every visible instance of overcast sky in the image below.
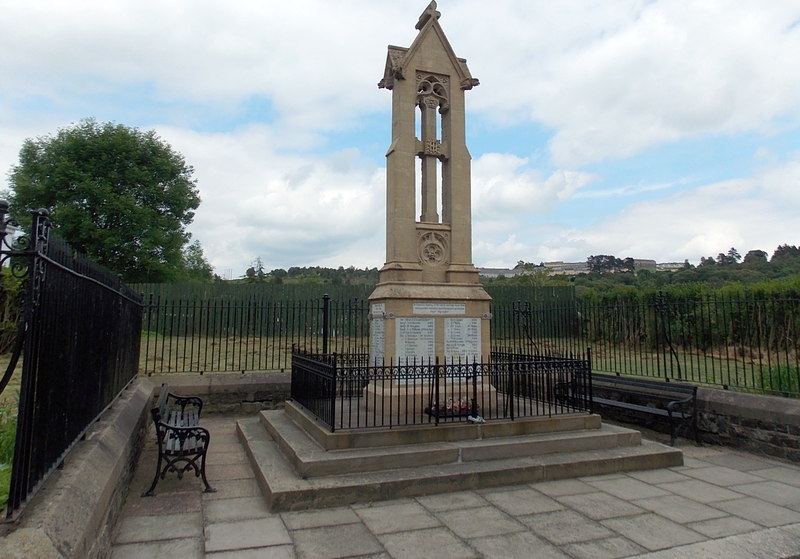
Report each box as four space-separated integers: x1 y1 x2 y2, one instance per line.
2 1 799 278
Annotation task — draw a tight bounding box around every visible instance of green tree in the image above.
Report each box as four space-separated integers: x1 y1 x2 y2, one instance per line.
772 244 800 263
742 249 768 267
6 118 201 282
180 240 213 282
587 254 624 273
716 247 741 266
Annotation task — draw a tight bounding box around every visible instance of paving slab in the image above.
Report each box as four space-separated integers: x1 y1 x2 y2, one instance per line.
585 475 671 500
290 522 384 559
631 494 727 524
468 530 569 559
121 490 202 516
657 478 744 503
628 525 800 559
110 538 203 559
205 545 295 559
556 491 644 520
601 513 705 551
520 509 613 545
729 480 800 507
377 527 479 559
205 516 291 553
203 495 271 523
201 478 262 501
531 478 597 497
206 463 256 482
702 452 784 471
712 496 800 527
560 536 646 559
113 512 202 544
751 466 800 487
682 465 764 486
626 468 691 484
687 515 761 538
281 506 362 530
436 505 526 539
670 456 713 469
415 490 487 511
354 501 441 534
480 486 564 515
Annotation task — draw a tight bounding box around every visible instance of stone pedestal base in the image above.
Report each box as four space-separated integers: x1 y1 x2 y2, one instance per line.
362 377 497 416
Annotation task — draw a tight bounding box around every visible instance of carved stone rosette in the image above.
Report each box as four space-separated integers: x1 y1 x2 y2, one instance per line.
418 231 449 266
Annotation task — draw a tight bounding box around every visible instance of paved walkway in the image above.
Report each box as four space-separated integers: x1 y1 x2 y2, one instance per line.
111 416 800 558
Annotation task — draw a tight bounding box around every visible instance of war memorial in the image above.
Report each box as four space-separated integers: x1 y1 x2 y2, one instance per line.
235 2 681 512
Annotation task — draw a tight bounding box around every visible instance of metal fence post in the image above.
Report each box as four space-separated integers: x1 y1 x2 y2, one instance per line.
322 293 330 354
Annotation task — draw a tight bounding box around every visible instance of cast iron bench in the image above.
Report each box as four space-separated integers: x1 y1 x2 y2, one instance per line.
142 384 216 496
556 373 698 446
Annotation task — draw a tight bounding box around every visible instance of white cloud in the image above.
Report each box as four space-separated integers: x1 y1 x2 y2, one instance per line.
490 156 800 266
473 153 594 217
457 1 800 167
2 1 800 277
156 125 385 275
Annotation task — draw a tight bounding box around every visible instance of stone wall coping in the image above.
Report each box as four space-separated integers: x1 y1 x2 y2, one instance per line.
698 386 800 426
145 371 290 396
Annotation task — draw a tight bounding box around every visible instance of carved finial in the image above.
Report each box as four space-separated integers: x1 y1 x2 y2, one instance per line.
415 1 440 30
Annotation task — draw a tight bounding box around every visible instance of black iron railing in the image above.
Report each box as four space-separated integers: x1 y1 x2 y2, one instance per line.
494 293 800 397
0 203 142 518
141 286 800 397
290 349 592 432
140 293 369 374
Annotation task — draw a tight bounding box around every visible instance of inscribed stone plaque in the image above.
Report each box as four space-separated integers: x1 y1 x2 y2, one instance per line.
371 303 385 316
413 302 466 315
444 317 481 362
370 317 385 365
395 317 435 362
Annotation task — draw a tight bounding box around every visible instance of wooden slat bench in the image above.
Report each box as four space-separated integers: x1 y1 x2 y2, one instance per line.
556 373 698 445
591 373 699 446
142 384 216 496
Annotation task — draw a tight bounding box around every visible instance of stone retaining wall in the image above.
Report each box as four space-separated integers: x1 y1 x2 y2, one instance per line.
696 387 800 462
145 371 291 414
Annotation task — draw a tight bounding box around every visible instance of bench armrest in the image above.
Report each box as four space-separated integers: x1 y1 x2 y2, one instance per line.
166 393 204 416
666 394 695 417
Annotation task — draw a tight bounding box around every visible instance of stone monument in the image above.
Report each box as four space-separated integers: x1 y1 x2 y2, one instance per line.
368 2 493 405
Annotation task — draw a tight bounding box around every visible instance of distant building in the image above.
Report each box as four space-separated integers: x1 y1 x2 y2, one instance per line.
656 262 685 272
632 259 657 270
479 258 688 278
478 267 518 278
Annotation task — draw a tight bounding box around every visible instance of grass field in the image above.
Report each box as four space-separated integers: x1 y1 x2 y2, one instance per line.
0 354 21 510
139 333 368 374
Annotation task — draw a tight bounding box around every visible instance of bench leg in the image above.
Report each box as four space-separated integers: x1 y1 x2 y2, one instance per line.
199 450 216 493
142 454 164 497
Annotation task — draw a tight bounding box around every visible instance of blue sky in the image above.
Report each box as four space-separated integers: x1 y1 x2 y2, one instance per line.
2 0 800 278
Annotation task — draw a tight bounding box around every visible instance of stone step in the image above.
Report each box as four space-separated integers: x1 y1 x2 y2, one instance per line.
260 409 642 478
282 399 603 450
238 416 683 512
